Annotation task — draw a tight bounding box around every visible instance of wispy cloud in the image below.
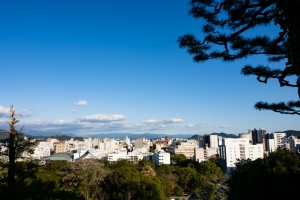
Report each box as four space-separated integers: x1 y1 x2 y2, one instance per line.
186 124 194 128
219 125 234 129
69 109 77 113
74 100 88 105
7 115 186 135
80 114 126 123
0 106 33 118
0 106 10 118
141 118 183 125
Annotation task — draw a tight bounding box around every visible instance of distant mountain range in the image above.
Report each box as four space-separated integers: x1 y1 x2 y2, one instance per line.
0 129 8 141
1 129 299 141
190 132 238 140
24 130 77 137
210 132 239 138
283 130 300 137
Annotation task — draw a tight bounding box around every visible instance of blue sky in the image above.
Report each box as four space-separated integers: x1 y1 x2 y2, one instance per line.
0 0 298 136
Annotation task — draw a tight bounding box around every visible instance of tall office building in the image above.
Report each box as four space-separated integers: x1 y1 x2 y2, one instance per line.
134 138 144 149
203 134 219 148
250 128 266 145
265 132 286 152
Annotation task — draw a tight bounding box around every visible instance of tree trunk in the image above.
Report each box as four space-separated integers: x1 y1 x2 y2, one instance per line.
7 105 16 187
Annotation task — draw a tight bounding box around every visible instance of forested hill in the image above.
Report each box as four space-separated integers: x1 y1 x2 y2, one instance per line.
210 133 238 138
190 133 238 140
283 130 300 137
26 134 84 141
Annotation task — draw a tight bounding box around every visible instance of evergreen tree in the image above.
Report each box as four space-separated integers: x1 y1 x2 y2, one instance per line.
0 105 37 187
178 0 300 115
228 149 300 199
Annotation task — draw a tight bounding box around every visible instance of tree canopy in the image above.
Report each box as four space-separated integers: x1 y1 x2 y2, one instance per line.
178 0 300 115
228 149 300 200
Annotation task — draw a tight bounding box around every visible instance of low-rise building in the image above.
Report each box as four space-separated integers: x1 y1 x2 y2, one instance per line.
167 139 199 158
152 150 170 165
287 135 300 152
53 141 65 153
194 147 217 162
33 141 51 158
107 151 145 163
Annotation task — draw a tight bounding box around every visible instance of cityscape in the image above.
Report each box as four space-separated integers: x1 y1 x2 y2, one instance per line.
7 128 299 173
1 119 300 200
1 0 299 199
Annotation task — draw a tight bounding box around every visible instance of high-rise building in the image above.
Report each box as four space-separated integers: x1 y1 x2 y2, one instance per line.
134 138 144 149
203 134 219 148
250 128 266 144
265 132 286 152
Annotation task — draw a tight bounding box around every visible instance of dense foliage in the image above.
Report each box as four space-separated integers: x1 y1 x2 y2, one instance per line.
0 155 225 200
228 149 300 200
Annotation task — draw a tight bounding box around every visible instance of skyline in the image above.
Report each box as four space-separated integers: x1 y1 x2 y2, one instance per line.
0 0 298 136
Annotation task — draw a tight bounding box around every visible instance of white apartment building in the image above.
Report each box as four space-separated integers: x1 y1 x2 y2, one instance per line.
266 138 275 152
75 138 94 153
219 138 264 173
203 135 222 148
273 132 287 149
33 141 51 158
209 135 219 148
152 150 170 165
107 151 144 163
99 138 119 151
265 132 287 152
287 136 300 152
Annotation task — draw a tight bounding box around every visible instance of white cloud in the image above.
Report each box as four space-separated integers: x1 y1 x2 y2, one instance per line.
80 114 126 123
141 118 183 125
163 118 184 123
0 106 32 118
187 124 194 128
51 119 78 125
74 100 88 105
34 119 41 123
16 115 187 135
141 119 159 124
69 109 77 113
0 106 10 118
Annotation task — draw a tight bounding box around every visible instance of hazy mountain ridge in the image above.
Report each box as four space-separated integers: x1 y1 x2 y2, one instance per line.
190 133 238 140
0 129 8 141
210 132 238 138
2 129 300 141
283 130 300 137
24 131 194 140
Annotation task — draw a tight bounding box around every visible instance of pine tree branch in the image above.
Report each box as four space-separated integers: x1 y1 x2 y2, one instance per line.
255 101 300 115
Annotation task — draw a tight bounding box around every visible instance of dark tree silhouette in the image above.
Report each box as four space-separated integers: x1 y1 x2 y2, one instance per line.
0 105 37 187
228 149 300 199
178 0 300 115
